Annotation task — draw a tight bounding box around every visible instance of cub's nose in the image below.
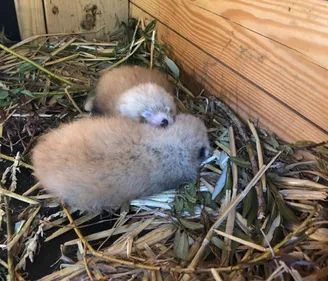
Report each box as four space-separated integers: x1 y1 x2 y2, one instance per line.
161 119 169 128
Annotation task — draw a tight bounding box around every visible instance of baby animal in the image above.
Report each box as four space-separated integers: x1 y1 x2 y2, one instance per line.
84 65 176 128
32 114 210 212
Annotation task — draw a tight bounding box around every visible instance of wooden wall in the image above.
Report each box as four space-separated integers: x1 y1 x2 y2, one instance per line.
14 0 128 40
130 0 328 143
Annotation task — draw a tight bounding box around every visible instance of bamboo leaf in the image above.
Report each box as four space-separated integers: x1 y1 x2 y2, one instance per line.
268 182 298 222
230 156 251 168
174 197 184 213
294 141 315 147
173 230 189 260
243 187 254 217
264 214 281 246
245 188 258 226
212 164 228 200
178 218 203 230
184 189 197 204
0 90 9 99
20 89 34 97
269 135 280 149
183 200 195 216
11 88 23 94
144 20 156 34
211 236 225 250
165 56 180 79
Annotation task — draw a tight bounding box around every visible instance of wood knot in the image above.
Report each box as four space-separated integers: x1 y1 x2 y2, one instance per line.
52 5 59 15
80 4 101 31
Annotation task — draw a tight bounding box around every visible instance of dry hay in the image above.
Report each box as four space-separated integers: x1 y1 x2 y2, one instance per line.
0 18 327 281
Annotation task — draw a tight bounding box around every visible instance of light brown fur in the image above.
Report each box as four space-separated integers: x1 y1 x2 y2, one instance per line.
31 114 210 212
85 65 176 126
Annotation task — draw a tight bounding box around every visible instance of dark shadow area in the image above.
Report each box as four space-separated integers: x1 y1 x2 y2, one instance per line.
0 0 21 41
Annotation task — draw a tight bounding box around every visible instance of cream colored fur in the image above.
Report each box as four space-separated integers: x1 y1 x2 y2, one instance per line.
32 114 210 212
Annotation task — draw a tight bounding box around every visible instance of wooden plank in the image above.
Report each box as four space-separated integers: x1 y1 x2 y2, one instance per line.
187 0 328 69
44 0 128 40
14 0 46 39
130 0 328 134
130 4 328 143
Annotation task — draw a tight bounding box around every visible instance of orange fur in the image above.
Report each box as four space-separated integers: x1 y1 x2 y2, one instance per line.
32 114 210 212
85 65 177 126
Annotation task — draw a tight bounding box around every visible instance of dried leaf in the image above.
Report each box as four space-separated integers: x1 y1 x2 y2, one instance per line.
294 141 315 147
314 146 328 157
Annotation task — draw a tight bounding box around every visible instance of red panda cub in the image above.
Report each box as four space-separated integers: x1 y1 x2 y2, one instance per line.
84 65 177 128
31 114 210 212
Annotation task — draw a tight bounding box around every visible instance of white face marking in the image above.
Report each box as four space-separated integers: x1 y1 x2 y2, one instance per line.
147 112 173 127
141 109 153 119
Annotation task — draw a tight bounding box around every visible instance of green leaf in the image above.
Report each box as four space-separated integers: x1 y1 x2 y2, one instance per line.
266 185 274 214
201 192 219 209
230 156 251 168
242 187 254 217
165 56 180 79
245 188 258 226
269 135 280 149
17 62 37 73
144 20 156 34
11 88 23 94
183 200 195 216
173 230 189 260
178 218 203 230
184 190 197 204
281 145 294 155
268 182 298 223
20 89 34 97
0 100 12 108
0 90 9 100
174 197 184 213
188 183 197 197
276 195 298 222
211 236 225 250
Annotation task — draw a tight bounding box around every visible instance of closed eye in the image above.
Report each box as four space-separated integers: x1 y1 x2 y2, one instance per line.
198 146 206 159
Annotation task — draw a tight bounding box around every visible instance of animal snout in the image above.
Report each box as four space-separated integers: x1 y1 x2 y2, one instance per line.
161 119 169 128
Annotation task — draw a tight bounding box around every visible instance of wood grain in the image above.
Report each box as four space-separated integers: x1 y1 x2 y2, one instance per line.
130 4 328 143
14 0 46 39
131 0 328 134
187 0 328 69
44 0 128 40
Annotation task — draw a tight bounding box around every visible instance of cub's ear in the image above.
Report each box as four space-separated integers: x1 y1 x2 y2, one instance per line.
141 109 153 119
119 104 129 114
